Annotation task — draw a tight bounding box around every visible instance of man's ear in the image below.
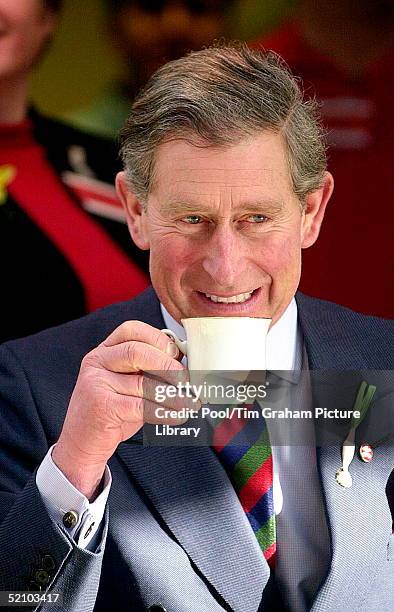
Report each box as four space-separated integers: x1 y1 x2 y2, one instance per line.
116 172 150 250
301 172 334 248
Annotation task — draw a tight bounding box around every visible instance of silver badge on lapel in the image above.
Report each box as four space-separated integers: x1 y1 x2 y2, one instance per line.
335 381 376 488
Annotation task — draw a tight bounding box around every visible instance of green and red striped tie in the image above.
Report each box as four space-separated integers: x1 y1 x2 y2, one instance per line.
212 409 276 566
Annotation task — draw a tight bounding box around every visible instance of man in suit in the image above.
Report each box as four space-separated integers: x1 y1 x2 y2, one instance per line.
0 44 392 611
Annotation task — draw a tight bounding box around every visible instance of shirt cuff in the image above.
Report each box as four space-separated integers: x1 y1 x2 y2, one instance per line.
36 444 111 550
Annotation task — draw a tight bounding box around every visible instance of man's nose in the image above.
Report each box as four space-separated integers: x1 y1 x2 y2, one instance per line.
202 227 247 288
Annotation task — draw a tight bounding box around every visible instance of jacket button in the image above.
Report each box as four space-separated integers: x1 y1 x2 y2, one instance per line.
41 554 56 571
34 569 50 585
62 510 79 528
148 606 167 612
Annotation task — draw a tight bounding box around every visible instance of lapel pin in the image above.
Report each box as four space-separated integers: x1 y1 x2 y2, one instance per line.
335 381 376 488
359 443 373 463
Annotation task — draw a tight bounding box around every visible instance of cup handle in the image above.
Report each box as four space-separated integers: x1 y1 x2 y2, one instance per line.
161 329 188 356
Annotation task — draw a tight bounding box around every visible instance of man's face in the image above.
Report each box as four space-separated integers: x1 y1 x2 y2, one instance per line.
0 0 56 83
119 132 332 325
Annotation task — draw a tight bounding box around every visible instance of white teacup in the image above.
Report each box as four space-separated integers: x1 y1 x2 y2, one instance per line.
162 317 271 403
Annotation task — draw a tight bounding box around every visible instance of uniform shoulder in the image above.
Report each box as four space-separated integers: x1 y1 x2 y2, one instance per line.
29 108 120 181
31 109 117 151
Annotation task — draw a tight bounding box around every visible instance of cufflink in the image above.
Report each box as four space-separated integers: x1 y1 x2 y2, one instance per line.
62 510 79 529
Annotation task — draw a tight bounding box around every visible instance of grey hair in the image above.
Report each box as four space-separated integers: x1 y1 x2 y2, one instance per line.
119 42 327 205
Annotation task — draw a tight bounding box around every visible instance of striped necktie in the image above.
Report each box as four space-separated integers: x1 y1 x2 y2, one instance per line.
212 406 276 566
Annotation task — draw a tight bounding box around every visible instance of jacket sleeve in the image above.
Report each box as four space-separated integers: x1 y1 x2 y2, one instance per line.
0 343 108 612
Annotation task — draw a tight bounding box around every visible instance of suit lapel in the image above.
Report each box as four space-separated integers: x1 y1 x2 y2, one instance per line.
118 288 268 611
311 377 393 609
311 443 393 610
296 293 392 609
117 443 268 612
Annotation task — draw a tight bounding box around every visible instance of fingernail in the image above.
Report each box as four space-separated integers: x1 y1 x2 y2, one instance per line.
165 342 179 358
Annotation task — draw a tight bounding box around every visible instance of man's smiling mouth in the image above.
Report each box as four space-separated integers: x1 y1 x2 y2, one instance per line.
195 288 260 307
204 290 254 304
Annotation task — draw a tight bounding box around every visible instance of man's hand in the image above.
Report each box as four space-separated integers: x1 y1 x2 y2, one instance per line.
52 321 194 500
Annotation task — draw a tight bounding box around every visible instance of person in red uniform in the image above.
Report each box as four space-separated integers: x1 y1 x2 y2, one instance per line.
253 0 393 318
0 0 149 344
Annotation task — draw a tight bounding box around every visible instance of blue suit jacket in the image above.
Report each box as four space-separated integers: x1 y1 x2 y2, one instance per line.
0 288 393 611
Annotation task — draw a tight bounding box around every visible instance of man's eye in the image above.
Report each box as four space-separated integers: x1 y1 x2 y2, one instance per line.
182 215 203 224
246 214 268 223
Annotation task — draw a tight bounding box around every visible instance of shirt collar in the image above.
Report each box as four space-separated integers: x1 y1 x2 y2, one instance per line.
160 298 301 375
